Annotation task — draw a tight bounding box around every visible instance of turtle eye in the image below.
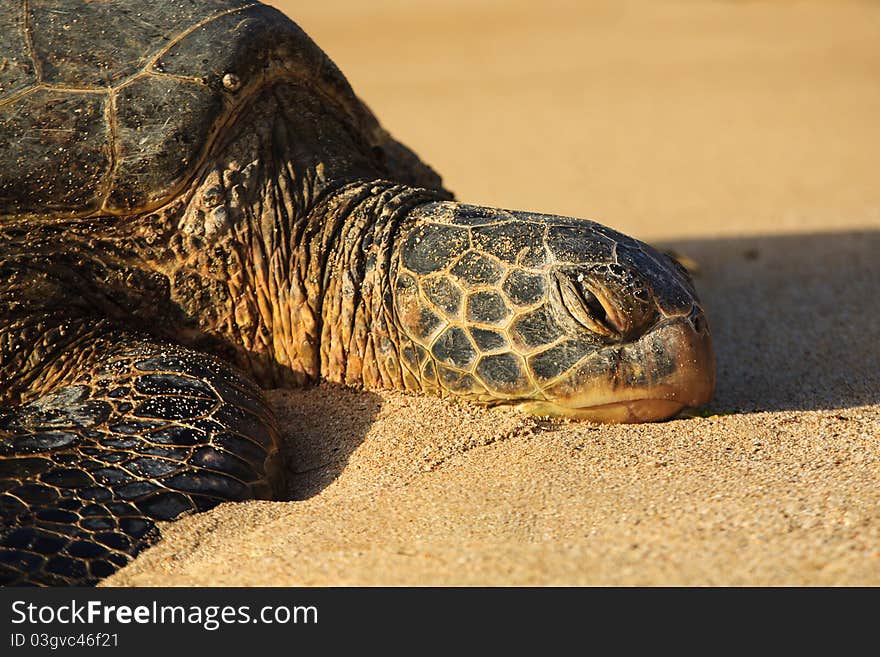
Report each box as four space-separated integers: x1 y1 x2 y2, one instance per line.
555 271 620 338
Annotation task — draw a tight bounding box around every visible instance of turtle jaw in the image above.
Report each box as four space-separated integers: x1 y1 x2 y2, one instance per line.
517 312 715 423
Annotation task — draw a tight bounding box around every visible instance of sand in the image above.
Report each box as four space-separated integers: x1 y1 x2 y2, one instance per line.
105 0 880 586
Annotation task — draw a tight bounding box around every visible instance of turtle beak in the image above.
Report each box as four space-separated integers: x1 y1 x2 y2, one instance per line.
517 308 715 423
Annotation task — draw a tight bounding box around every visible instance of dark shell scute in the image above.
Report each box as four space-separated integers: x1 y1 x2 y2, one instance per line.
189 447 256 483
27 0 254 87
400 343 426 371
35 508 80 525
617 245 693 315
109 76 223 211
9 483 59 506
409 304 444 343
114 481 159 500
107 419 166 436
469 327 508 353
133 373 217 399
133 355 227 381
450 250 504 286
89 559 119 579
29 2 147 87
0 457 52 479
0 9 37 100
91 467 135 486
0 90 110 214
431 326 477 370
421 360 438 385
465 291 512 326
1 431 79 456
18 529 68 556
437 367 481 394
0 547 44 571
153 4 317 83
94 531 133 551
118 517 152 539
502 270 547 307
123 457 181 479
39 468 95 489
528 339 595 382
79 517 114 532
136 492 193 520
475 354 526 394
421 276 462 318
448 204 507 226
45 555 88 578
68 540 109 559
213 432 271 467
400 224 470 275
132 396 216 421
510 305 566 351
0 2 330 217
472 222 546 265
163 472 248 500
145 425 205 447
546 225 615 264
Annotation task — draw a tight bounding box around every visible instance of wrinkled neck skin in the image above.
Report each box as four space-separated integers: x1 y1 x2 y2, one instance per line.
308 181 444 389
135 83 448 389
0 82 446 402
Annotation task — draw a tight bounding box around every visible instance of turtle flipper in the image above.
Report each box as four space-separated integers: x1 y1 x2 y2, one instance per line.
0 338 281 586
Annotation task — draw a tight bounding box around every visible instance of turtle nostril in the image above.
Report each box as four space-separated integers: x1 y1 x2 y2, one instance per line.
555 271 622 338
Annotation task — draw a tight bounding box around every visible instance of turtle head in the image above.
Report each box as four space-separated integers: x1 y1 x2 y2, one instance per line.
392 202 715 423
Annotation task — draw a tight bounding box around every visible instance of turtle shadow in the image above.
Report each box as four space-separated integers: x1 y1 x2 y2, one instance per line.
657 229 880 414
265 384 382 501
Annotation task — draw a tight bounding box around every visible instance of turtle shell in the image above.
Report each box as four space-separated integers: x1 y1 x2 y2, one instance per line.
0 0 377 217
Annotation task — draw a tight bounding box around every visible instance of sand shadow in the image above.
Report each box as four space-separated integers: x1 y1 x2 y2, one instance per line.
265 384 383 500
658 229 879 414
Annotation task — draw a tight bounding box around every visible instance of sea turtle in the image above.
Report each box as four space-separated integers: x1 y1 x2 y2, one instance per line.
0 0 714 586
